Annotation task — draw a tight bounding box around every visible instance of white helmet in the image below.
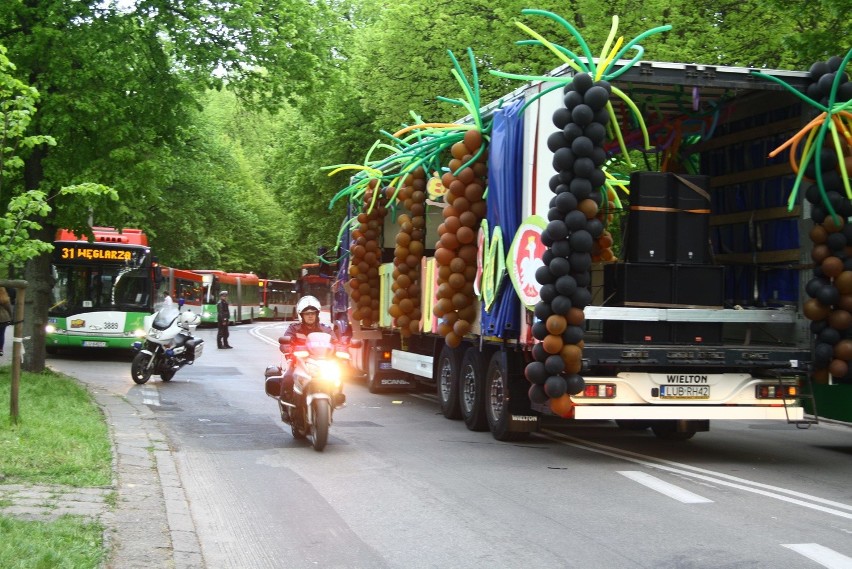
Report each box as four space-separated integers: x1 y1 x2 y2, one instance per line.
296 295 321 316
178 311 201 328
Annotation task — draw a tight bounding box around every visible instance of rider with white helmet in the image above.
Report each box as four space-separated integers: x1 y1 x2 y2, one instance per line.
278 296 335 404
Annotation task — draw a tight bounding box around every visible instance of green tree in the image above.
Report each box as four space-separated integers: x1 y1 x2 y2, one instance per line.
0 0 338 370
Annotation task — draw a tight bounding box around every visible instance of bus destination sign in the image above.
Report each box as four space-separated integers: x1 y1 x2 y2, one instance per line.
54 244 147 265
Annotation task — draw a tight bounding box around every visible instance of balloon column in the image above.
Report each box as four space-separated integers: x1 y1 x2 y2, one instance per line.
349 180 388 327
327 49 493 346
492 13 670 414
389 168 428 337
433 129 489 348
759 50 852 384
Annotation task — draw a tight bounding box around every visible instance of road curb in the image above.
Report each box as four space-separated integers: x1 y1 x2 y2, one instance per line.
87 385 204 568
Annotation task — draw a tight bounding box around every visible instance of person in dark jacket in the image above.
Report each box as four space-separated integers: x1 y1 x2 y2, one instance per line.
216 290 233 349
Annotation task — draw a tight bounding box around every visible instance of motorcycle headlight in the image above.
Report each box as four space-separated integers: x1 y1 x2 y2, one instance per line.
311 360 342 387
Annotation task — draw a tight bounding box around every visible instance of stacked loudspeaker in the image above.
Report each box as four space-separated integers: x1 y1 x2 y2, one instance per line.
603 172 724 344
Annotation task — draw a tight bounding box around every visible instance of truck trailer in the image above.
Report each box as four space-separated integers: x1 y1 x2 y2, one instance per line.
334 49 851 440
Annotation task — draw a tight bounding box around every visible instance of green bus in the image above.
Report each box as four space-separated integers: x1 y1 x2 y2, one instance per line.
46 227 158 352
194 270 260 324
258 279 298 320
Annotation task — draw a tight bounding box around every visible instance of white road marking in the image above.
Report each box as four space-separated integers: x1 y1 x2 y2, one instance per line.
141 386 160 406
249 323 286 347
618 470 713 504
782 543 852 569
539 429 852 520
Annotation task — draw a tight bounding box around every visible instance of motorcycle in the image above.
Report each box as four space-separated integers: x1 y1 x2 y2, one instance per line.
265 332 348 451
131 303 204 384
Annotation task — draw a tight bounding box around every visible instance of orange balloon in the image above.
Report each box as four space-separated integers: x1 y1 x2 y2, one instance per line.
803 298 831 321
829 358 848 378
822 256 844 278
560 343 582 368
445 332 462 348
542 334 564 354
549 394 575 418
546 314 568 335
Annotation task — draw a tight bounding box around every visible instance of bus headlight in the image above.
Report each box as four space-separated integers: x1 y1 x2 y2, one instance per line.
133 328 147 338
45 324 56 334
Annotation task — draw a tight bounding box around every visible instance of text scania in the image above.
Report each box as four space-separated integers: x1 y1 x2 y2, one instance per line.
666 375 708 384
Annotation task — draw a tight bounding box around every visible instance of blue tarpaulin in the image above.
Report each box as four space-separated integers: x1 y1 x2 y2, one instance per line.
479 99 525 338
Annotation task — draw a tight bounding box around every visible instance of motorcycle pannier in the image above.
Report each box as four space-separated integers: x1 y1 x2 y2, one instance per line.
264 366 283 397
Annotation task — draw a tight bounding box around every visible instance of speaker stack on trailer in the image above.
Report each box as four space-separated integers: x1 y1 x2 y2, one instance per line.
603 172 724 344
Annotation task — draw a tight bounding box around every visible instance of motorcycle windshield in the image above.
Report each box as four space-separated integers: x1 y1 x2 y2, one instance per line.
152 305 180 330
305 332 334 358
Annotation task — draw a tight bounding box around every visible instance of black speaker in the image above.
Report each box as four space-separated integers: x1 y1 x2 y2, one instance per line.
673 174 711 264
604 262 674 306
674 265 724 307
626 172 713 264
626 172 675 263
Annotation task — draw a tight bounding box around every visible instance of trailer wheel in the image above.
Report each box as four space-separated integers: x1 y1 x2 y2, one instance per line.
460 347 488 431
485 351 531 441
436 343 464 420
367 344 382 394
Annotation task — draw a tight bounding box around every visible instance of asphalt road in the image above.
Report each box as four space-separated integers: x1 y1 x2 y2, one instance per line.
47 323 852 569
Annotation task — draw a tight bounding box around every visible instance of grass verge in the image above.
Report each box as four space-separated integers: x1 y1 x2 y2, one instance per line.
0 365 112 567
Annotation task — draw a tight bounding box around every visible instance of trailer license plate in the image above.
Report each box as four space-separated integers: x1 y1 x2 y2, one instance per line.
660 385 709 399
82 341 108 347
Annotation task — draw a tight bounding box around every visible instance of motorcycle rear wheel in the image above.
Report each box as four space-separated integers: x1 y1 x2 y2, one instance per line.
131 353 153 385
310 400 330 452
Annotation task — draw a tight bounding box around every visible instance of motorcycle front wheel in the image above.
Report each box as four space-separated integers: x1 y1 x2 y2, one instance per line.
310 399 330 452
131 353 154 385
160 368 176 382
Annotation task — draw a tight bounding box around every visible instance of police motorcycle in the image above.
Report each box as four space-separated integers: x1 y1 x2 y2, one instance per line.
131 301 204 384
265 332 349 452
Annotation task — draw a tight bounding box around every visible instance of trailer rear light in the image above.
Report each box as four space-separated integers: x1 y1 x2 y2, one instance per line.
382 350 392 361
576 384 616 398
755 384 798 399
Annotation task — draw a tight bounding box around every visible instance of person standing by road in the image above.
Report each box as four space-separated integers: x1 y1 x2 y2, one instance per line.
217 290 233 349
0 287 12 357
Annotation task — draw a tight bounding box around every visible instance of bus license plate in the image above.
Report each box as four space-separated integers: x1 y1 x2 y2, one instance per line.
82 341 108 347
660 385 709 399
379 362 392 370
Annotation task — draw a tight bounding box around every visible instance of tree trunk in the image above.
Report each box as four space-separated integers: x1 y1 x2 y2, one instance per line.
22 224 56 373
22 144 55 373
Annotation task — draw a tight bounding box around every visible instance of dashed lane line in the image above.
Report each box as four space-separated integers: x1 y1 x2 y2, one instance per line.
539 429 852 521
782 543 852 569
618 470 713 504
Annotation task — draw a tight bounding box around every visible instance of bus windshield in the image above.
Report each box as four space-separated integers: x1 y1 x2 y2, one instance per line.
50 265 153 316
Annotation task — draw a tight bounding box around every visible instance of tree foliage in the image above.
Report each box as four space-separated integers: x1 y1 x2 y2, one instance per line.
0 0 339 370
